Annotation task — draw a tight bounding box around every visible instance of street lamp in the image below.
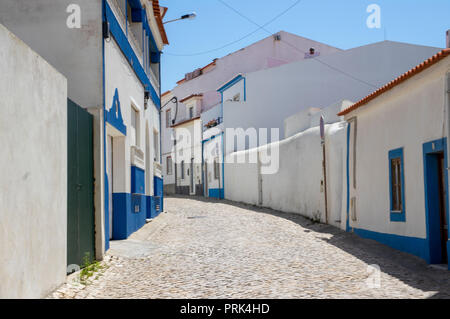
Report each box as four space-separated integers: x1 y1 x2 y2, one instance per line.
163 12 197 24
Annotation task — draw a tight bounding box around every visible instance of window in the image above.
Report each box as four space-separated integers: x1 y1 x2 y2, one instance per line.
166 156 173 175
188 106 194 119
389 148 406 222
130 106 140 147
181 161 185 179
126 1 132 25
214 158 220 180
153 130 159 162
166 109 171 128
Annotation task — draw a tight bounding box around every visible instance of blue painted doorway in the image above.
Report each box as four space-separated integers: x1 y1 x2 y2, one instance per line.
423 138 449 266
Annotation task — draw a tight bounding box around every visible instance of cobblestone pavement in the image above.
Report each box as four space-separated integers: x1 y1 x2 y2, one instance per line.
50 196 450 299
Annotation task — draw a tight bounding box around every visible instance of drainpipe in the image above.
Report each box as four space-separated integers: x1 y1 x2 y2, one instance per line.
346 116 358 230
159 57 164 212
447 72 450 169
322 143 329 224
221 131 225 199
320 116 328 224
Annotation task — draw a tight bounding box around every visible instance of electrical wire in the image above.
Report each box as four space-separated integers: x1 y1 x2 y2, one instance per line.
164 0 302 57
216 0 379 89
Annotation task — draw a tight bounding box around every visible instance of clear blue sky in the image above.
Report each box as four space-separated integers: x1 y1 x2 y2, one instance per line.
160 0 450 93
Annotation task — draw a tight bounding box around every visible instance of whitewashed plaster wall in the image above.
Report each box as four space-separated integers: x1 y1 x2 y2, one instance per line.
223 42 442 146
224 122 347 229
346 56 450 239
0 24 68 298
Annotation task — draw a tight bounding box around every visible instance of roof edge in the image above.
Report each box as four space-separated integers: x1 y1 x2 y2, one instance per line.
338 49 450 116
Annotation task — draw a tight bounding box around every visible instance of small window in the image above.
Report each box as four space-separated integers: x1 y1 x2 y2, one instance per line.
153 130 159 162
181 161 185 180
389 148 406 222
166 157 173 175
166 109 171 128
130 106 140 147
214 158 220 180
188 107 194 119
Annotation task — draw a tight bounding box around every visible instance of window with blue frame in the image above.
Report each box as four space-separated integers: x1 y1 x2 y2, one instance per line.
389 148 406 222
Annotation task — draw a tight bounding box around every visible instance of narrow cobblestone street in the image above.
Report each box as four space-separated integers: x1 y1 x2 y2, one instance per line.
51 196 450 299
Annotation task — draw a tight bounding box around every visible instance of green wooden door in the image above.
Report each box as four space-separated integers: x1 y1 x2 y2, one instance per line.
67 99 95 270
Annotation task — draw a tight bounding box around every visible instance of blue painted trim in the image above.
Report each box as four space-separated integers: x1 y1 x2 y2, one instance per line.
152 176 164 217
102 0 110 252
131 166 145 195
388 148 406 222
112 193 147 240
350 137 450 268
202 133 222 144
345 122 350 232
209 188 224 199
353 228 428 261
105 1 160 108
221 132 225 198
218 75 246 122
217 74 245 93
423 138 449 265
106 88 127 136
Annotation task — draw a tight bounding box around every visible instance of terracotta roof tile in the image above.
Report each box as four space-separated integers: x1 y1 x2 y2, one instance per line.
171 116 201 128
152 0 169 45
179 94 203 103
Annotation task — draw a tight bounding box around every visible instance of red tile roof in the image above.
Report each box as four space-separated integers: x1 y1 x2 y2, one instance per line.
161 90 171 97
179 94 203 103
338 49 450 116
171 116 201 128
152 0 169 45
176 59 218 85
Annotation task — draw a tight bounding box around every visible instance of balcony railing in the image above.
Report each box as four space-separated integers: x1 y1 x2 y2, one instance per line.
127 22 143 65
108 0 159 93
131 145 145 170
109 0 126 31
149 68 160 91
108 0 143 66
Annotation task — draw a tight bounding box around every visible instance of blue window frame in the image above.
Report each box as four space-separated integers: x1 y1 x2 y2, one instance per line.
389 148 406 222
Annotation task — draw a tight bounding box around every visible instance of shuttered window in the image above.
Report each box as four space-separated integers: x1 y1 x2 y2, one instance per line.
389 148 406 222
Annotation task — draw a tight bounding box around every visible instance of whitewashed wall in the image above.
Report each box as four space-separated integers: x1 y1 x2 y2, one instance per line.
225 121 347 229
161 93 175 188
225 149 260 205
174 120 203 190
346 57 450 239
223 42 442 144
204 127 224 195
105 36 146 195
0 24 68 298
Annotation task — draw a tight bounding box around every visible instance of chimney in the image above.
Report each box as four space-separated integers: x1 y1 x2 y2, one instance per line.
447 30 450 48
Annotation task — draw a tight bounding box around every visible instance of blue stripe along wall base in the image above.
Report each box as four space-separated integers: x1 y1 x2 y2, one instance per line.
112 193 147 240
352 228 429 262
209 188 224 199
154 176 164 216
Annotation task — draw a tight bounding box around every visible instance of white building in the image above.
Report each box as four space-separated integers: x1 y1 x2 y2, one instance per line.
162 31 342 196
221 41 443 152
212 41 442 201
0 23 68 298
0 0 169 267
339 49 450 268
171 94 203 195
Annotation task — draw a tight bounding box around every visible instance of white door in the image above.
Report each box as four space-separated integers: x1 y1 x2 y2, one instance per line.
107 136 113 239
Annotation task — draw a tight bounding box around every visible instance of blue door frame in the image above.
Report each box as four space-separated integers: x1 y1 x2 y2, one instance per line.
423 138 450 267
